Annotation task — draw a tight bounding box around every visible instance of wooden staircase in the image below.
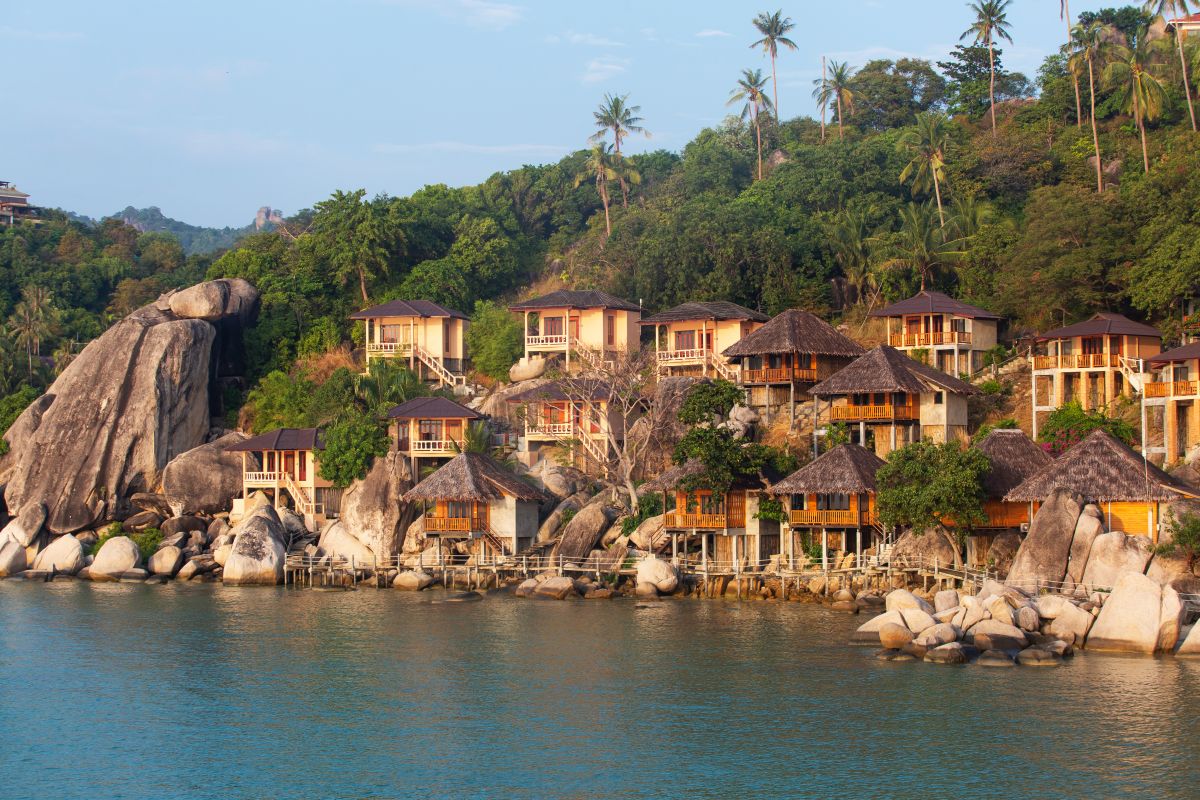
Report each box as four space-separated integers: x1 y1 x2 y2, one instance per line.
414 343 466 387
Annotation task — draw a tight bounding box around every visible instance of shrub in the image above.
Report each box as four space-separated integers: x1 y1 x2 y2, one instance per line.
973 417 1018 441
318 411 390 488
976 379 1007 396
1038 400 1136 455
465 300 524 381
876 440 989 531
755 495 786 523
129 528 164 561
0 386 41 456
621 492 663 536
1156 510 1200 569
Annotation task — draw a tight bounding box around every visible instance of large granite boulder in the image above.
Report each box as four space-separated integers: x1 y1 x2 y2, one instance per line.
1086 572 1162 653
986 531 1021 578
508 356 547 383
1006 487 1082 590
318 521 377 564
852 610 906 644
635 556 679 594
1079 532 1153 590
161 433 253 516
31 534 84 574
334 450 413 558
0 502 46 548
629 514 666 551
1158 585 1186 652
1065 505 1104 586
3 279 259 533
888 527 962 571
90 535 142 578
147 545 184 576
223 505 287 586
536 492 588 543
0 539 27 576
1048 602 1095 643
166 279 258 322
1145 552 1200 594
553 498 617 562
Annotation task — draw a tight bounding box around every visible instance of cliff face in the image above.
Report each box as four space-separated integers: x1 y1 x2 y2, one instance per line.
1 279 259 534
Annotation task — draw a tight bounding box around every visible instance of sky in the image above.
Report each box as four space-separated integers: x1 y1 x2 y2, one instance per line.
7 0 1123 228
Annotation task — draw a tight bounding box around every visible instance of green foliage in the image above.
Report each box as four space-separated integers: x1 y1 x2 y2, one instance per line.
1038 400 1136 455
297 316 345 357
976 379 1007 396
674 426 797 496
88 522 125 557
824 421 851 451
938 45 1032 119
318 411 390 489
876 440 990 531
973 417 1018 441
1156 510 1200 568
454 420 495 455
678 379 745 424
0 385 40 455
466 300 523 380
244 370 315 432
560 507 577 528
129 528 164 561
353 360 431 417
754 495 787 523
621 492 663 536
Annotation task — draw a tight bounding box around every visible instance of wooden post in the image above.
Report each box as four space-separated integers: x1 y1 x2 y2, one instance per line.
821 528 828 573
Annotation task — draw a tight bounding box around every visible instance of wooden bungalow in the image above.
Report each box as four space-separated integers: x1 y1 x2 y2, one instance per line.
506 380 615 473
639 301 768 380
349 299 468 387
646 460 780 572
721 309 866 421
226 428 338 531
868 290 1001 377
509 289 642 371
1005 429 1199 543
387 396 484 476
1030 313 1161 440
1145 341 1200 464
810 345 979 457
768 443 885 570
402 453 546 560
963 428 1053 567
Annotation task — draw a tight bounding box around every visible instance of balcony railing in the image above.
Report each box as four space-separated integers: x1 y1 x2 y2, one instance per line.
526 421 575 437
889 331 972 347
830 404 918 421
243 471 281 484
1033 353 1122 370
366 341 413 355
664 512 729 529
788 509 873 527
1144 380 1199 398
657 347 708 363
741 366 818 384
526 334 568 348
424 516 487 533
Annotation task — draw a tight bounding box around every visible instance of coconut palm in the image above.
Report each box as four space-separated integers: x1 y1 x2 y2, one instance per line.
898 112 953 228
750 10 798 121
574 143 619 236
453 420 496 455
821 60 856 140
353 359 427 417
590 93 649 206
962 0 1014 136
1145 0 1198 131
1061 0 1085 127
729 68 775 180
948 194 994 240
827 206 878 307
873 204 965 292
8 301 52 378
1070 22 1122 192
1105 34 1169 172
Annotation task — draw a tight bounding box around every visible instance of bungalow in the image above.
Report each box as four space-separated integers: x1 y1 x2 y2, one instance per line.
225 428 339 531
387 396 484 476
964 428 1053 568
1145 341 1200 464
769 443 885 570
810 345 978 457
506 380 615 472
349 299 468 387
1005 429 1199 543
1030 312 1161 439
721 309 866 421
402 452 546 561
639 301 768 379
509 289 641 371
868 290 1001 376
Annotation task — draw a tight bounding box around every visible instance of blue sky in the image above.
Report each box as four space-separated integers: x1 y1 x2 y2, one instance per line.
8 0 1118 227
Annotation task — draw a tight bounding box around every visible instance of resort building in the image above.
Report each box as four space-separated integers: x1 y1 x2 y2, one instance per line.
810 345 978 457
387 396 484 476
509 290 641 371
1005 429 1198 542
1145 341 1200 464
868 290 1001 376
648 460 780 572
349 299 468 387
1030 312 1161 439
769 443 884 570
0 182 39 226
507 380 615 472
964 428 1052 568
1167 12 1200 38
402 453 546 560
639 301 768 379
721 309 866 421
226 428 339 531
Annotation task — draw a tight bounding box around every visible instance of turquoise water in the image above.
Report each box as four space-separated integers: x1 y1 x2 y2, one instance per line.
1 580 1198 799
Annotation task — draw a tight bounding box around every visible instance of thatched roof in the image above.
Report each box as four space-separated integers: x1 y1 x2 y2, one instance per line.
509 289 640 312
387 396 482 420
402 453 546 503
349 299 466 320
1004 429 1197 503
226 428 323 452
810 346 978 397
768 444 885 495
869 290 1001 320
722 309 866 360
1037 312 1160 341
641 301 768 325
973 428 1052 499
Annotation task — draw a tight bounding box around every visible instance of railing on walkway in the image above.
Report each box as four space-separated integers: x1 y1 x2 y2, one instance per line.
830 404 918 421
741 366 818 383
889 331 971 347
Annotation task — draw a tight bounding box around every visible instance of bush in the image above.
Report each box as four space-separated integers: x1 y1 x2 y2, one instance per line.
621 492 663 536
678 379 745 424
1038 400 1136 455
876 440 989 531
129 528 164 561
973 417 1018 441
1156 510 1200 568
0 386 41 456
318 411 390 488
465 300 524 380
976 379 1007 396
755 495 786 523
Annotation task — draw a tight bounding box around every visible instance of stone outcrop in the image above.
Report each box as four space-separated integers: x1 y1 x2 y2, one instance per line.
393 570 434 591
629 514 666 551
2 279 259 534
1065 505 1104 585
332 451 413 558
318 522 376 564
1086 572 1162 653
508 356 547 383
1079 531 1153 589
90 536 142 578
553 499 617 562
162 433 253 516
985 532 1021 578
223 505 287 586
536 492 588 543
0 502 46 548
1006 488 1082 589
635 556 679 594
0 539 26 576
31 534 84 574
147 545 184 576
888 527 962 571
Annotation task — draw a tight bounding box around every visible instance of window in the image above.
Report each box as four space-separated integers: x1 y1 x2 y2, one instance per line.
298 453 306 481
791 494 806 510
674 330 696 350
606 314 615 346
950 318 967 333
381 324 403 343
544 316 564 336
934 392 944 405
818 493 850 511
266 451 276 472
418 419 443 441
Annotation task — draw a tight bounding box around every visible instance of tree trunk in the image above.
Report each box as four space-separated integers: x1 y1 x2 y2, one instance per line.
771 52 780 125
599 179 611 236
820 55 827 143
1135 84 1149 174
358 268 369 304
1088 59 1103 193
932 170 945 228
613 128 629 208
754 112 763 181
988 39 997 137
1178 33 1198 132
1064 0 1082 128
837 95 844 140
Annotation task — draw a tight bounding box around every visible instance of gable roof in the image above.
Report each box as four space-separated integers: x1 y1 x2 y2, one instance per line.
1149 341 1200 364
869 290 1001 320
973 428 1053 499
640 301 769 325
1004 429 1197 503
402 453 546 503
1037 312 1161 341
722 309 866 359
508 289 641 312
386 396 482 420
349 299 467 320
768 444 886 495
225 428 323 452
809 345 978 396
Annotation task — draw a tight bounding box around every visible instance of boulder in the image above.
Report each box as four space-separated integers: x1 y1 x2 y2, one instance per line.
160 516 207 537
536 494 586 543
0 539 27 576
318 521 377 564
628 514 667 551
1015 605 1040 632
393 570 434 591
31 534 84 574
1086 572 1162 653
1145 552 1200 594
924 642 967 665
986 531 1022 578
1016 646 1061 667
130 492 173 517
888 526 962 571
222 505 287 586
1080 532 1153 590
514 578 538 598
1157 585 1185 653
177 555 217 580
914 623 959 648
530 460 587 500
1033 594 1074 619
207 517 230 542
0 502 46 548
213 543 232 567
851 610 905 644
508 356 547 383
553 500 616 562
1065 505 1105 585
1048 602 1095 643
933 589 960 613
900 608 937 634
976 649 1015 667
90 536 142 577
1006 487 1083 590
147 545 184 576
968 619 1029 651
875 649 916 662
878 622 915 650
635 556 679 594
635 581 660 598
884 589 935 615
985 595 1015 626
162 433 252 517
1176 623 1200 656
122 511 162 531
334 450 413 558
166 278 257 322
533 575 577 600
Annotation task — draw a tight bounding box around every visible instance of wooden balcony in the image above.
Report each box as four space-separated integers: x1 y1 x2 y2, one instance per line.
664 512 729 529
830 404 918 422
407 439 465 454
525 420 575 438
741 366 818 384
788 509 875 527
889 331 971 347
1033 353 1121 370
424 516 487 533
526 334 568 349
243 471 281 486
657 347 708 364
366 341 413 357
1144 380 1199 399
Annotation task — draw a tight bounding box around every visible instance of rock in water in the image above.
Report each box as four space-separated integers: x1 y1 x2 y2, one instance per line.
635 556 679 594
533 575 577 600
147 545 184 576
334 451 412 558
393 570 434 591
31 534 84 574
851 610 906 644
223 505 287 586
1086 572 1162 653
884 589 935 615
878 622 915 650
3 279 259 534
162 433 253 516
318 522 377 564
0 502 46 547
0 539 27 576
924 642 967 664
1006 487 1082 590
90 536 142 578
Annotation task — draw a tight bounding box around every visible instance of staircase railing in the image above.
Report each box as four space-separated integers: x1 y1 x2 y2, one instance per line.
706 351 738 382
283 472 323 518
413 343 466 386
574 343 613 372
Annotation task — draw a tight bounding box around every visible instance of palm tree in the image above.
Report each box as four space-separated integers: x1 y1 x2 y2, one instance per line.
1070 22 1121 192
353 360 427 417
1145 0 1198 131
453 420 495 455
823 61 856 140
574 143 619 236
729 68 775 180
827 206 878 307
590 93 649 206
898 112 953 228
1061 0 1085 128
1105 34 1169 173
948 194 994 240
962 0 1014 136
8 301 52 378
750 10 798 121
873 204 965 292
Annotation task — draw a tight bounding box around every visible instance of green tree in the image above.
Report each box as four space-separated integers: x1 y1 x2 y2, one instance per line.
244 370 315 432
1104 30 1169 173
353 359 428 417
898 111 954 227
874 203 964 291
305 189 400 303
591 93 649 206
318 411 390 488
846 58 948 131
728 67 775 181
750 10 798 120
465 299 523 380
1156 510 1200 568
961 0 1015 136
876 439 990 531
1144 0 1198 131
0 385 40 456
824 60 857 140
453 420 495 454
938 45 1031 118
1070 22 1122 192
574 143 619 236
1038 400 1136 454
826 206 879 307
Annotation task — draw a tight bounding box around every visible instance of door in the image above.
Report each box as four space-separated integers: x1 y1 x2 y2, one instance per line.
704 330 713 352
283 452 296 478
445 419 463 447
569 316 579 341
298 452 306 481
